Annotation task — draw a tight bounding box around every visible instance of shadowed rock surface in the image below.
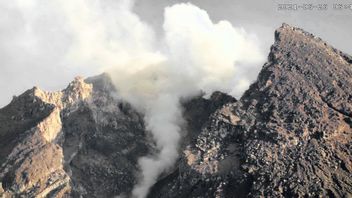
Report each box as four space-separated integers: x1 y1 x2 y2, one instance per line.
0 24 351 197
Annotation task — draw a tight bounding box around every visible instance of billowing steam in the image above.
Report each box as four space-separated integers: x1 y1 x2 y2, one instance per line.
108 3 265 197
1 0 264 197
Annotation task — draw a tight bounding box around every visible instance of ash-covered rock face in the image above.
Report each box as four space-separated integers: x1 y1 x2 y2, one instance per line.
0 77 93 197
62 74 151 197
149 24 352 198
0 74 152 197
237 23 352 197
148 96 247 198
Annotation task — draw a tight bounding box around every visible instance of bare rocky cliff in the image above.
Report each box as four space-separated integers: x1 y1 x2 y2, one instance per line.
0 77 93 197
148 24 352 197
0 75 151 197
0 24 351 198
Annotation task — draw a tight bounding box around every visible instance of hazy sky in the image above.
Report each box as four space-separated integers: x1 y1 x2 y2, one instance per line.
0 0 351 108
134 0 352 54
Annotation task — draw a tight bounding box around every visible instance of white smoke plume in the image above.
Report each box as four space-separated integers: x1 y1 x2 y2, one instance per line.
108 3 265 197
0 0 265 197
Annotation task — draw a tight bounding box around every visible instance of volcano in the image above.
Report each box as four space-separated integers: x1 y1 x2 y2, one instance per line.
0 24 351 198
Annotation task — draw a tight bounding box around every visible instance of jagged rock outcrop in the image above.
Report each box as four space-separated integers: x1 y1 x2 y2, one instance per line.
0 75 152 197
0 77 93 198
180 91 237 146
149 24 352 197
62 74 151 197
0 24 351 198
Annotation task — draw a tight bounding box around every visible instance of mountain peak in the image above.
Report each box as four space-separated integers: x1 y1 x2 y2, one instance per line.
31 76 93 110
150 24 352 198
62 76 93 105
275 23 317 42
267 23 352 70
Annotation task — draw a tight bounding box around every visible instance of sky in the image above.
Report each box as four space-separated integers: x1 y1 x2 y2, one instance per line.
0 0 351 108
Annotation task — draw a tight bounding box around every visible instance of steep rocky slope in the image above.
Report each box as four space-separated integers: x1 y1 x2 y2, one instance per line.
149 24 352 197
238 24 352 197
0 77 93 197
0 24 351 198
0 75 152 197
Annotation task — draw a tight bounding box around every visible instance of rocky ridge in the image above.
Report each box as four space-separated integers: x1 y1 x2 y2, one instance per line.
0 75 152 197
149 24 352 197
0 76 93 197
